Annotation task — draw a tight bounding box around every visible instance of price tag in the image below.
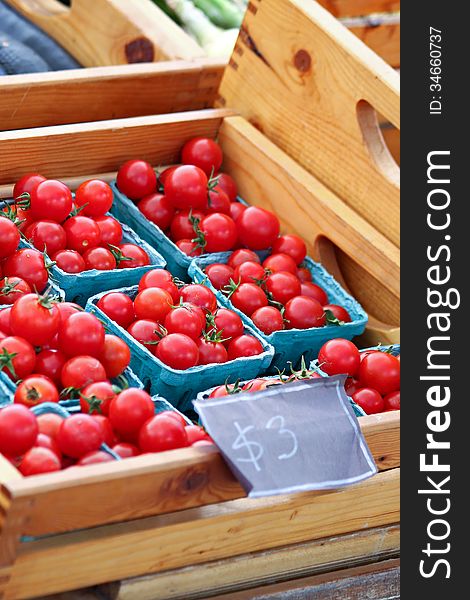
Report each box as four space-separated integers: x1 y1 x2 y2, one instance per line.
193 376 377 498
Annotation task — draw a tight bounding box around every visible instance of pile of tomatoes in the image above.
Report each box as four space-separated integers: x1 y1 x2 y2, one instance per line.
97 268 265 370
0 292 132 404
317 339 400 414
204 248 352 334
1 174 149 278
0 394 212 476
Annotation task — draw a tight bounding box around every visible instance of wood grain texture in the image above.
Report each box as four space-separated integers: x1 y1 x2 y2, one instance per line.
104 525 399 600
219 116 399 331
218 0 400 246
5 0 204 65
5 469 399 598
350 21 400 67
0 60 225 130
317 0 400 17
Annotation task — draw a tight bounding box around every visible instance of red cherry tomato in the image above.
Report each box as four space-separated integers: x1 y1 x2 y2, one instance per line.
0 276 31 305
56 301 82 324
92 414 116 446
59 312 105 357
384 390 400 411
227 248 260 269
207 187 230 215
216 173 238 202
77 450 114 466
229 201 245 222
0 404 38 457
57 414 104 458
14 374 59 407
236 207 280 250
35 432 61 458
198 213 237 253
296 267 312 282
109 388 155 438
233 261 266 285
164 305 204 340
139 414 188 452
300 282 328 305
134 287 173 323
3 248 48 292
53 249 86 273
138 269 179 303
318 339 360 377
359 352 400 395
252 305 284 334
352 388 385 415
284 296 326 329
181 137 223 176
0 217 20 258
75 180 113 217
263 253 297 275
155 333 199 370
97 292 135 328
37 413 63 439
112 442 140 458
179 284 217 313
271 234 307 265
227 335 264 360
197 338 228 365
29 220 66 256
61 356 107 390
213 308 244 342
170 209 205 241
13 173 46 199
99 334 130 378
127 319 161 350
93 215 123 246
344 377 362 397
83 247 117 271
205 263 234 290
29 180 73 223
185 425 212 445
138 193 175 230
164 165 208 211
20 447 61 475
64 216 101 254
10 293 60 346
158 165 179 187
265 272 301 305
158 410 188 427
35 349 66 386
0 336 36 380
175 239 202 256
80 381 116 415
116 244 150 269
230 282 268 316
323 304 351 323
117 159 157 200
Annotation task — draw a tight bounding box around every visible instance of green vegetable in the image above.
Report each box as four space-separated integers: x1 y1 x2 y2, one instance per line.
192 0 243 29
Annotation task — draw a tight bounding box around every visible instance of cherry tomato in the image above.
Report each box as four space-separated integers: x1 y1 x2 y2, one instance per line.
80 381 116 415
296 267 312 282
252 306 284 334
227 335 264 360
209 384 236 398
117 159 157 200
265 272 301 305
181 137 223 176
134 287 172 323
53 249 86 273
138 269 179 303
164 305 204 340
10 293 60 346
216 173 238 202
233 261 265 285
243 378 273 392
138 193 175 230
92 414 116 446
116 244 150 268
0 217 20 258
230 282 268 316
384 390 400 411
229 202 245 222
20 447 61 475
185 425 212 445
14 374 59 407
262 253 297 275
213 308 244 342
29 222 68 261
271 234 307 265
56 301 82 324
300 282 328 305
344 377 362 397
158 165 179 187
13 173 46 199
112 442 140 458
99 334 130 378
0 404 38 457
57 414 104 458
318 339 360 377
207 187 230 215
323 304 351 323
164 165 208 211
29 180 73 223
0 336 36 380
197 338 228 365
64 216 101 254
0 277 31 305
204 263 235 291
179 284 217 313
199 213 237 253
109 388 155 438
61 356 107 389
77 450 114 466
359 352 400 395
93 215 123 246
352 388 385 415
37 413 63 439
155 333 199 370
97 292 135 328
83 247 116 271
236 207 280 250
227 248 260 269
170 209 205 241
127 319 161 349
3 248 48 292
175 239 202 256
284 296 326 329
59 312 105 357
35 432 61 458
35 349 66 386
75 180 113 217
139 414 188 452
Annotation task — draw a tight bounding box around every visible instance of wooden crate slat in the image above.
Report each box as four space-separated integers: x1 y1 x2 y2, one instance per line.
6 469 399 598
349 21 400 67
316 0 400 18
218 0 400 247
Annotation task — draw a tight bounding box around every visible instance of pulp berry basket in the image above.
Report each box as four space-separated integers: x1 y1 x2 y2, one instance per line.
189 253 368 370
86 285 275 413
110 182 247 281
24 221 166 306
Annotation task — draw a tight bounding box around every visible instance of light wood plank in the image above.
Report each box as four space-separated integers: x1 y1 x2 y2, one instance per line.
6 469 399 598
317 0 400 18
350 21 400 67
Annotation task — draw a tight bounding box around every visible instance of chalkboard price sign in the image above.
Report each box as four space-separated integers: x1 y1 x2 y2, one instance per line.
194 376 377 498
